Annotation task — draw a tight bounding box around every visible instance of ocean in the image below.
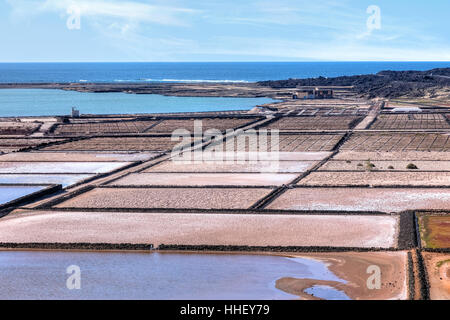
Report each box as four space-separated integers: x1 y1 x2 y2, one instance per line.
0 62 448 83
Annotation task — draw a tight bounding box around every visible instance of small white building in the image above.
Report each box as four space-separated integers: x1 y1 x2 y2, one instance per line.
293 88 333 100
71 107 80 118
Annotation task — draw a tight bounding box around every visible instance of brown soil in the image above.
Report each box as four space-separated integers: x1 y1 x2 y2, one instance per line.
422 252 450 300
275 278 343 300
419 215 450 249
277 252 408 300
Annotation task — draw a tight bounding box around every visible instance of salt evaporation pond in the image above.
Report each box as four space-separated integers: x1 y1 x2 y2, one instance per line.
0 174 93 187
0 162 129 174
0 185 46 205
0 252 348 300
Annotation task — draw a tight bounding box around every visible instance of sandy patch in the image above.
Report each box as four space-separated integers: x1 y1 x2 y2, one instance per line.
277 252 408 300
423 253 450 300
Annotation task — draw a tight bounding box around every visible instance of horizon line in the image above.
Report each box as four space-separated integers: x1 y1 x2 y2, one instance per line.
0 61 449 64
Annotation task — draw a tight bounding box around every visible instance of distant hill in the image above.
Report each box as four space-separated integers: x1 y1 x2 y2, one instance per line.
258 68 450 99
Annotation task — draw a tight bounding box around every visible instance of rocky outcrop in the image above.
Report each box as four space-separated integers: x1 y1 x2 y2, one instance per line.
258 68 450 99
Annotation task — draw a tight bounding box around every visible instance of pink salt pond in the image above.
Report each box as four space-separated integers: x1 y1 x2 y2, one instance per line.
110 173 298 187
267 187 450 213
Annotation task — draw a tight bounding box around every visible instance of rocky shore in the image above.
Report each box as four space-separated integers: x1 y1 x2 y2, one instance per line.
0 82 288 99
258 68 450 99
1 68 448 101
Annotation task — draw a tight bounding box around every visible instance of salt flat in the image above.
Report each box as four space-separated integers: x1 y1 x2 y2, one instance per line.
0 210 398 248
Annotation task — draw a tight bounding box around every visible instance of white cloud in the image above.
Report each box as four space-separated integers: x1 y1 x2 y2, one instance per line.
5 0 200 59
7 0 198 26
4 0 449 61
188 36 450 62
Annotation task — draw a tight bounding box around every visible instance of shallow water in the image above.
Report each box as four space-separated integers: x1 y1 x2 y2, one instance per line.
0 89 275 117
304 285 350 300
0 185 46 205
0 251 347 300
0 174 93 187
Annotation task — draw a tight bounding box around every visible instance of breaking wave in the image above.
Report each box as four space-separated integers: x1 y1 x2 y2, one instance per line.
114 79 250 83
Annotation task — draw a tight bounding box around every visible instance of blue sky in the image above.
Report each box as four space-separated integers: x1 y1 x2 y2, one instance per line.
1 0 449 62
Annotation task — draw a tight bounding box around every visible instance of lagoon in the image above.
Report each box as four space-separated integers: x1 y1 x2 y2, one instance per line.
0 251 348 300
0 89 274 117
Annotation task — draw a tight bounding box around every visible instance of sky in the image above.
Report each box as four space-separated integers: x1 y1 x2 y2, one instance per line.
0 0 449 62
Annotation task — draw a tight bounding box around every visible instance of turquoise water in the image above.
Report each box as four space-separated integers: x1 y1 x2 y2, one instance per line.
0 252 348 300
0 185 46 205
0 89 274 117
